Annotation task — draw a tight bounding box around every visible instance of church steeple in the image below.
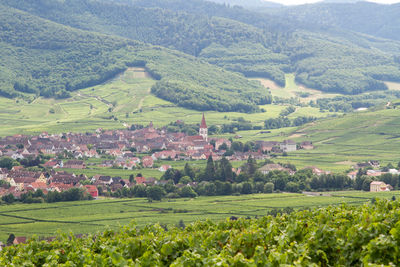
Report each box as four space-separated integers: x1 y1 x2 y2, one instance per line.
199 113 208 141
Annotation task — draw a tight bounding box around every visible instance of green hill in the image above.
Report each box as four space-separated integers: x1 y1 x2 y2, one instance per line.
0 4 270 112
279 2 400 42
276 107 400 169
4 0 400 94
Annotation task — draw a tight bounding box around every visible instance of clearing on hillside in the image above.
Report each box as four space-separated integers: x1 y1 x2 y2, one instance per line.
254 74 340 102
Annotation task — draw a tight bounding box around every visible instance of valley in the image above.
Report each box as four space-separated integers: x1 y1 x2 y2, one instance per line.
2 67 400 172
2 0 400 264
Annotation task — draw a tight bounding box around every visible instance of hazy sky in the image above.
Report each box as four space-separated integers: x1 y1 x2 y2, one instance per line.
269 0 400 5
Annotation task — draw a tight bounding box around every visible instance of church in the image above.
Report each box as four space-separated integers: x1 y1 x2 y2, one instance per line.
199 113 208 141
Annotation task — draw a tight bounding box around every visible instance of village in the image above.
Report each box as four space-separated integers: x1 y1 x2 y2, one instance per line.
0 115 394 200
0 114 310 198
0 115 397 248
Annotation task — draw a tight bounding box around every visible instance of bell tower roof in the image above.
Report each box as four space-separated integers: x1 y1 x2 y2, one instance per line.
200 113 207 128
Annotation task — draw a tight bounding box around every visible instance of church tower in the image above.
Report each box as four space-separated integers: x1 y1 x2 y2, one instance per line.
199 113 208 141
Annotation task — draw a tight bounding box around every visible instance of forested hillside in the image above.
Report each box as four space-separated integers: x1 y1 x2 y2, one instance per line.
279 2 400 42
4 0 400 94
0 4 270 112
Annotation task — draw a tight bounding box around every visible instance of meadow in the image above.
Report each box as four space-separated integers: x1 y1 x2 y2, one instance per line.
0 191 398 242
0 71 335 136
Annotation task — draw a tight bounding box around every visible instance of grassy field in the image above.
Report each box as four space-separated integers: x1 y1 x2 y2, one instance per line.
0 191 397 241
254 74 340 102
268 108 400 171
0 71 336 136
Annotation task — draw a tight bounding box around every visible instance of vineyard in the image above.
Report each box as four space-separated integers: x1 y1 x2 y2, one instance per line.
2 199 400 265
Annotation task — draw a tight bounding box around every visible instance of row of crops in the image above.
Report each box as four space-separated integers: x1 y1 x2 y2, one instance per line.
1 199 400 266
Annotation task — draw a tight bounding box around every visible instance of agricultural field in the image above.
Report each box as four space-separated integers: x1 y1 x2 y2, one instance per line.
0 191 398 242
0 71 336 137
2 69 400 172
0 68 155 136
271 108 400 171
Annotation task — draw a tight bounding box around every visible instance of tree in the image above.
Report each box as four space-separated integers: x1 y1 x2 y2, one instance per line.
219 143 228 150
362 177 373 191
16 143 24 149
0 157 17 170
179 176 192 185
179 186 197 198
184 163 195 179
33 189 45 198
162 168 182 184
286 182 300 193
177 219 185 229
6 234 15 246
241 182 253 194
133 185 147 197
146 186 166 201
244 155 257 175
231 142 244 152
264 182 274 193
216 157 233 181
97 186 103 196
61 188 85 201
205 156 215 181
129 174 134 183
203 182 216 196
2 193 15 204
274 175 287 191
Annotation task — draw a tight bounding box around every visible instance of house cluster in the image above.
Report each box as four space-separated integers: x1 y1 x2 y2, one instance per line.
257 164 330 176
0 114 312 169
347 161 400 180
0 166 193 200
254 140 313 153
0 168 99 198
0 115 311 199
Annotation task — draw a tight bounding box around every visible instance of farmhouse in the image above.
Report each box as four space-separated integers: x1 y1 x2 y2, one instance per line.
370 181 390 192
347 171 357 180
304 166 331 176
159 165 172 172
135 176 146 185
280 140 297 152
83 185 98 198
13 237 27 245
300 141 314 150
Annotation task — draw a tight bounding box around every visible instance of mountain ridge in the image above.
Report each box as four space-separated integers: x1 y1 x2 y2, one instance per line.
0 3 270 112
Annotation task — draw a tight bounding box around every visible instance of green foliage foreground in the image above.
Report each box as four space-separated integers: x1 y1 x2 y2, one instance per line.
2 199 400 266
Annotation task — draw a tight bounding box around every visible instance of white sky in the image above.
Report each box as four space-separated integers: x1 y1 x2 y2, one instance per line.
268 0 400 5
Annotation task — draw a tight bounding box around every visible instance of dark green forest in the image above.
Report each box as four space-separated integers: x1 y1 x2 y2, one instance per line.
279 2 400 42
1 0 400 110
3 0 400 96
0 4 270 112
